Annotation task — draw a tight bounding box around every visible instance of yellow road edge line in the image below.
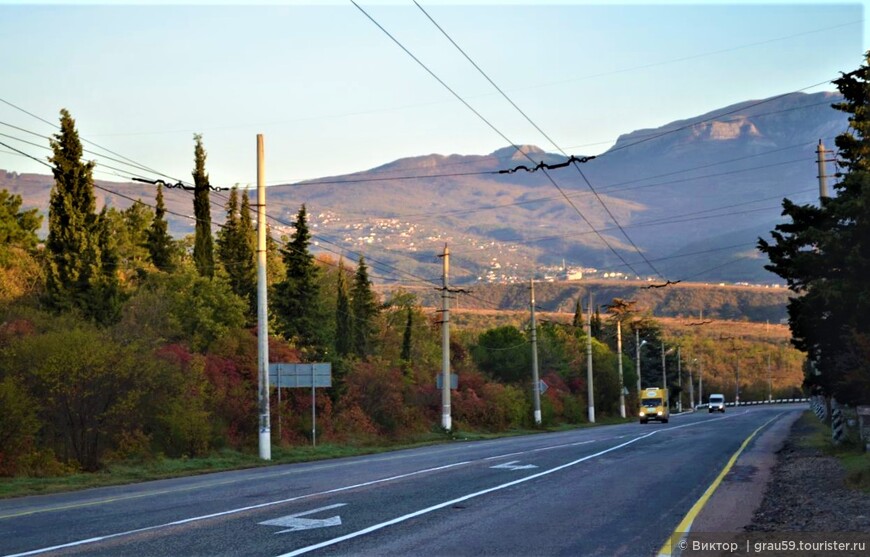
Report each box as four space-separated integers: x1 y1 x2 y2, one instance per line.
657 412 783 557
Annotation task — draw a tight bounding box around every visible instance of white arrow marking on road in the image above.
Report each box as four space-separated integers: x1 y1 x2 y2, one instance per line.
259 503 347 534
490 460 538 471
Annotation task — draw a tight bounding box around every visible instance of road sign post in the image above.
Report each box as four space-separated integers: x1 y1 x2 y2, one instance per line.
269 363 332 446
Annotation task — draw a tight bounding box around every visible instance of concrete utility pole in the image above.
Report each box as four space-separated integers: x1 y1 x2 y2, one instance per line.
256 134 271 461
688 358 695 410
698 357 704 405
636 329 643 393
817 139 829 200
586 293 595 423
617 319 626 418
530 279 542 425
661 342 668 394
677 346 682 413
440 244 452 431
767 352 773 402
735 354 741 406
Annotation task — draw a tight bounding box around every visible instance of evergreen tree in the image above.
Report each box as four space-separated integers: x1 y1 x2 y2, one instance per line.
45 109 100 314
265 224 285 287
85 207 123 325
147 184 175 272
591 306 603 339
217 186 256 318
274 205 326 352
335 259 352 357
350 255 379 358
758 52 870 405
192 134 214 278
400 306 413 374
0 189 41 251
572 299 582 328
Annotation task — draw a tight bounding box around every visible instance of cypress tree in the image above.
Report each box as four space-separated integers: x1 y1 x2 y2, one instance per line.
192 134 214 278
216 186 256 317
571 299 582 328
350 255 379 358
45 109 99 313
274 205 326 352
400 306 413 372
86 207 123 325
591 306 603 339
335 259 352 357
147 184 175 272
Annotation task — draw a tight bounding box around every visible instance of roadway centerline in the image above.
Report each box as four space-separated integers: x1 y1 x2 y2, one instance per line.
4 411 753 557
273 431 662 557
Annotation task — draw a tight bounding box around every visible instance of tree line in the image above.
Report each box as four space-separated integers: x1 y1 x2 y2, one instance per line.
759 52 870 407
1 105 805 476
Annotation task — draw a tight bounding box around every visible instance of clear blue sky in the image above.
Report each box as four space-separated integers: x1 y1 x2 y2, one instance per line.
0 1 866 188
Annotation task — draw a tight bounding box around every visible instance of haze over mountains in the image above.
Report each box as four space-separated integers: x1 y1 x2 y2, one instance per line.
2 91 846 285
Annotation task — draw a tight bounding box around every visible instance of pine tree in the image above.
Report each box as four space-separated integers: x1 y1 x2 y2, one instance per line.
217 186 256 318
45 109 100 314
350 255 379 358
147 183 175 272
274 205 326 352
758 52 870 405
192 134 214 278
335 259 352 357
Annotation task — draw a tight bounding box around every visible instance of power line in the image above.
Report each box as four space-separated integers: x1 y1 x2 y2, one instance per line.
352 0 644 279
409 0 663 278
0 97 188 186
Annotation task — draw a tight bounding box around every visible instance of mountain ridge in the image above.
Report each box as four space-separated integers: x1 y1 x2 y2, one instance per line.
2 91 847 285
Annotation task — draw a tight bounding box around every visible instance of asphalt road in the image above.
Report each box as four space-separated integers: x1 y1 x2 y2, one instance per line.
0 404 804 557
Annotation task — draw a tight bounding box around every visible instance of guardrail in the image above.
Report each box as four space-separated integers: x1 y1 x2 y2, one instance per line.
695 398 810 409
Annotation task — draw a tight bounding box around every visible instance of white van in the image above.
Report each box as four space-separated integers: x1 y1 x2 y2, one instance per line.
708 393 725 413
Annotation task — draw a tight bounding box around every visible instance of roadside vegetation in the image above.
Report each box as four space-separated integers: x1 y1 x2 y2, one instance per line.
797 412 870 492
0 108 810 495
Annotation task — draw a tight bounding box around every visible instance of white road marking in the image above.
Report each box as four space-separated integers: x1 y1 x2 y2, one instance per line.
274 411 758 557
6 408 760 557
482 437 598 461
274 431 660 557
260 504 346 534
489 460 538 471
4 461 469 557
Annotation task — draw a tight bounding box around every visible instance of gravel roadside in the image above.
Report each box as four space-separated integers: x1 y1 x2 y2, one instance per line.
746 413 870 533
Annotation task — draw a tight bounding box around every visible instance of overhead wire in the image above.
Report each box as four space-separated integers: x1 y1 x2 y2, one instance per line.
352 0 645 279
0 110 463 293
414 0 666 280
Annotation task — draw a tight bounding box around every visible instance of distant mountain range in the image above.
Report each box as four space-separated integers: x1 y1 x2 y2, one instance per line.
1 91 847 285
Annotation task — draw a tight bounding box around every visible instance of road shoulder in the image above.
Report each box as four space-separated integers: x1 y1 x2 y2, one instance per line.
690 409 802 532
